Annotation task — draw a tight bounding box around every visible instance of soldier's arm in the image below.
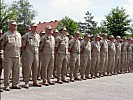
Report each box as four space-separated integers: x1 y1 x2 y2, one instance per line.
100 40 103 47
39 37 45 52
1 33 7 50
18 33 22 48
68 40 75 52
80 40 84 53
21 34 28 51
55 37 60 53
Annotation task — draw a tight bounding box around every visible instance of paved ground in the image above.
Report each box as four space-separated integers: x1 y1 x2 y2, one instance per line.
1 73 133 100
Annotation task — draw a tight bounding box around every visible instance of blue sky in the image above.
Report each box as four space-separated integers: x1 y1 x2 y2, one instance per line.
5 0 133 24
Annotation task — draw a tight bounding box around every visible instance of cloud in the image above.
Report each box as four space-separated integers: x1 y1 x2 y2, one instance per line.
124 0 133 15
5 0 133 24
29 0 93 22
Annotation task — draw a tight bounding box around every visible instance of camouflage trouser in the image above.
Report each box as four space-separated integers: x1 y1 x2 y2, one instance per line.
38 52 42 78
56 53 68 80
99 53 108 75
121 53 127 72
69 53 80 79
107 55 115 74
66 54 70 75
80 54 91 77
41 54 54 82
127 55 132 71
53 53 58 76
103 53 108 73
85 55 91 77
91 55 100 75
23 53 39 84
3 57 20 87
114 56 121 73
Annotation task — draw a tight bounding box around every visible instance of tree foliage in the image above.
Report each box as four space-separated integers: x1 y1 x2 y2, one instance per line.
11 0 37 34
57 16 79 35
103 7 132 37
0 0 18 32
0 0 37 34
78 11 98 35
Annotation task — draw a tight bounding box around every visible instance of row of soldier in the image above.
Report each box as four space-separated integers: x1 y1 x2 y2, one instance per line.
0 21 133 92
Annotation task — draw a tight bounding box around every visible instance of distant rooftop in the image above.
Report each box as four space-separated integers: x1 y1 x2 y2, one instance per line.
36 20 60 33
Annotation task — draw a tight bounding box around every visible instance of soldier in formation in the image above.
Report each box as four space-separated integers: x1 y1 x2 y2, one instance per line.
1 21 21 91
0 22 133 91
22 23 42 88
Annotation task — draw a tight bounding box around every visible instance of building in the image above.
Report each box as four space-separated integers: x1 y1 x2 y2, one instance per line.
36 20 60 33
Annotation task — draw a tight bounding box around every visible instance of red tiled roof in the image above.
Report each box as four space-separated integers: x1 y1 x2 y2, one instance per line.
36 20 60 33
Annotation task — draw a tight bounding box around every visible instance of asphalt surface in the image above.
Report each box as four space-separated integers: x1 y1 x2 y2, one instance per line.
1 73 133 100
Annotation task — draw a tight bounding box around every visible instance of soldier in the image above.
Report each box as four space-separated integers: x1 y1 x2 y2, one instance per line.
0 30 3 80
22 23 42 89
80 34 91 80
39 30 45 37
1 21 21 91
114 36 121 74
69 35 74 40
0 29 3 92
127 38 132 72
121 36 128 73
55 27 69 84
68 31 81 82
52 29 59 78
25 25 31 32
107 35 116 75
21 25 31 81
99 33 108 77
66 35 73 77
37 30 45 80
91 34 100 78
39 26 55 86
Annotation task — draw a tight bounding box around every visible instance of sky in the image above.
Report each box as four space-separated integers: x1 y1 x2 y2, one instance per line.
5 0 133 25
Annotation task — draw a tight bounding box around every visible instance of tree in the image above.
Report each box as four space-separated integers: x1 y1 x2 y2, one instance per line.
103 7 132 37
57 16 79 35
0 0 18 32
130 24 133 34
11 0 37 34
126 24 133 38
96 22 109 35
78 11 98 35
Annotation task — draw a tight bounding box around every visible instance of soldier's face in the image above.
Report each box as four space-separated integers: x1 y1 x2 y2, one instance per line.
31 26 37 33
116 38 121 42
53 32 58 37
123 39 127 42
102 35 107 39
10 24 17 31
74 33 79 39
95 37 99 41
61 30 67 36
110 38 114 42
26 28 31 32
85 36 90 41
46 29 52 36
40 33 45 37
